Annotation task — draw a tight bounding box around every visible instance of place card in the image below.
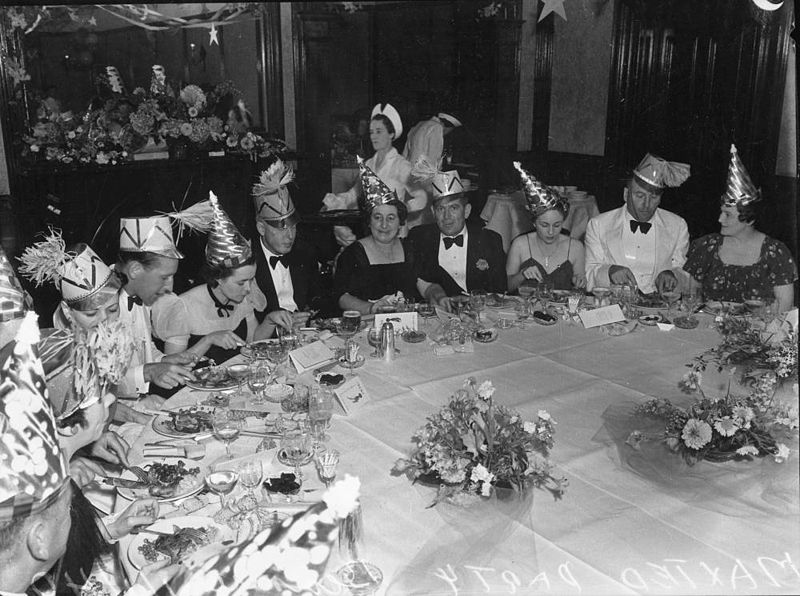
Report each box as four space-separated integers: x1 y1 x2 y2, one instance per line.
374 311 418 333
578 304 626 328
289 340 336 374
333 376 369 415
656 322 675 331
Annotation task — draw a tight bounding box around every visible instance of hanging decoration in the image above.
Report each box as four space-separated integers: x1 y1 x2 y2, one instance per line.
208 23 219 46
539 0 568 22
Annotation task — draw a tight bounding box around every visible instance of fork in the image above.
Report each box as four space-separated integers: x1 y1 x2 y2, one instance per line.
124 465 150 482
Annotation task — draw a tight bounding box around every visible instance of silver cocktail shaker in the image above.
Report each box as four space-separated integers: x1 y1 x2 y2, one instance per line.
379 321 395 363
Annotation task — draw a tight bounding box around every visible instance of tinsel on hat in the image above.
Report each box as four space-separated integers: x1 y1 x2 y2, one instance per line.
119 199 214 258
412 156 464 199
0 312 69 522
722 144 760 207
513 161 569 218
358 156 397 211
17 229 114 305
166 475 362 595
632 153 691 190
206 191 252 268
0 245 32 324
252 159 298 224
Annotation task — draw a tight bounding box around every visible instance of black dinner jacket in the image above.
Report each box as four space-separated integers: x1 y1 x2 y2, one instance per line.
253 237 318 320
407 222 507 296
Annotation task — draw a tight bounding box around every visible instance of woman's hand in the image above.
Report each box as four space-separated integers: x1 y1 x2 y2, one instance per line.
138 394 167 411
572 271 587 289
333 225 357 247
89 430 130 467
369 294 396 314
522 266 544 282
163 351 198 366
107 498 160 540
144 362 194 389
69 457 105 487
267 309 294 331
206 330 245 350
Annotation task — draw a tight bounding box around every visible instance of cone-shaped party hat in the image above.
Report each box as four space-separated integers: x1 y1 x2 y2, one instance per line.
358 156 398 211
722 144 760 207
513 161 569 218
0 246 32 326
206 191 252 268
632 153 691 192
252 159 298 228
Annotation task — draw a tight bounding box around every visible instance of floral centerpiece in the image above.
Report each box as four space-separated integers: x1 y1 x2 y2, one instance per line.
393 377 567 506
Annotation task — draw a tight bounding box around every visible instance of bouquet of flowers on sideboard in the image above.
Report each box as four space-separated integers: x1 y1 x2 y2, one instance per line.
393 377 567 506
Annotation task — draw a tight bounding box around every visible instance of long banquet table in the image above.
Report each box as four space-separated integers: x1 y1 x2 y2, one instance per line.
115 311 800 595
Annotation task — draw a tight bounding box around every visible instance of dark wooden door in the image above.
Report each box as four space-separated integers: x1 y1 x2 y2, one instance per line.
605 0 794 243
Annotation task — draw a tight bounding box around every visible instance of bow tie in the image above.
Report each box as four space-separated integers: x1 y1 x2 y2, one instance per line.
443 234 464 249
630 220 652 234
127 294 143 311
269 255 288 269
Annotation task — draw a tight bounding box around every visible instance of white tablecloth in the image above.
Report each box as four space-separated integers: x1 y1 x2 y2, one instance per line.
115 314 799 595
481 190 600 250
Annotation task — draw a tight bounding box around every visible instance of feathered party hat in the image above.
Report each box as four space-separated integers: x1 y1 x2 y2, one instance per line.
513 161 569 217
0 312 69 522
358 156 397 211
18 230 115 307
412 156 464 201
0 246 32 325
206 191 252 268
632 153 691 193
119 199 214 259
252 159 298 228
167 476 362 595
722 144 760 207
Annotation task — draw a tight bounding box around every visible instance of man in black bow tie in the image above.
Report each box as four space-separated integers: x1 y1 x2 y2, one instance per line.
585 153 691 295
407 168 506 310
251 159 319 323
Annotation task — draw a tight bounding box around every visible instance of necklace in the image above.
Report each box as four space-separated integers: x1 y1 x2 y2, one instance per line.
535 235 560 269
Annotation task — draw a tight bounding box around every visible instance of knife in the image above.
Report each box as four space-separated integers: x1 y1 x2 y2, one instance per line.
102 477 150 489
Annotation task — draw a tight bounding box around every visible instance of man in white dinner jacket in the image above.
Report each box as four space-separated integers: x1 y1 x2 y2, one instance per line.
585 153 691 295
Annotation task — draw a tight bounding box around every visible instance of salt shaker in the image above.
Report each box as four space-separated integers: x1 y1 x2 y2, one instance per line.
379 321 395 363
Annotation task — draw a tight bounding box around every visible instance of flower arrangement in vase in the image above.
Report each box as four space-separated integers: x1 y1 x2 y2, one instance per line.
393 377 567 506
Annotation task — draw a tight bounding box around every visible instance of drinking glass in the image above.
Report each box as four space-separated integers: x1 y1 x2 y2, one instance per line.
341 310 362 337
315 448 340 488
469 291 487 325
451 295 469 317
337 561 384 596
343 338 360 378
515 299 531 330
609 283 623 305
247 364 269 404
205 469 239 509
227 363 250 399
309 386 334 447
660 288 681 322
280 426 312 482
266 341 287 368
237 460 263 509
366 326 381 357
567 291 582 315
417 303 436 329
538 282 554 308
681 287 702 323
212 412 242 459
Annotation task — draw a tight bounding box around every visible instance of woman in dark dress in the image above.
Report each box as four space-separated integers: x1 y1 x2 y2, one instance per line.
334 158 419 314
506 162 586 292
684 145 796 312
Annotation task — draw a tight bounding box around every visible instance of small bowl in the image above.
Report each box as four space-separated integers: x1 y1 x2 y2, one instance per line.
263 383 293 403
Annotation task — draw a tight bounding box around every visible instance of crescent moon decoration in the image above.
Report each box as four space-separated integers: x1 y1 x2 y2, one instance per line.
751 0 783 12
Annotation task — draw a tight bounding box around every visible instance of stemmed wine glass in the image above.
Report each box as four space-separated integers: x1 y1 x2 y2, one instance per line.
417 303 436 329
279 426 312 483
309 386 334 449
205 469 239 509
681 287 702 324
227 363 250 399
212 412 242 460
469 291 486 325
247 363 269 405
343 338 360 378
515 299 531 330
237 460 263 509
660 287 682 323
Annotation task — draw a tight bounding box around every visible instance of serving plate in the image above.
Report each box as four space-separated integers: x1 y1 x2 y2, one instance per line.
240 339 281 361
185 366 238 391
115 461 207 503
127 516 229 570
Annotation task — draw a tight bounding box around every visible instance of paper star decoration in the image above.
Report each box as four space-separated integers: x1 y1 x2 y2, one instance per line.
539 0 567 22
209 23 219 46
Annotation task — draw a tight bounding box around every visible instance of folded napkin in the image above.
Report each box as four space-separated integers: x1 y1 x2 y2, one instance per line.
142 443 206 459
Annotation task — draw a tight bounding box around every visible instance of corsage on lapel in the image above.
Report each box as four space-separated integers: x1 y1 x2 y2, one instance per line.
476 258 489 271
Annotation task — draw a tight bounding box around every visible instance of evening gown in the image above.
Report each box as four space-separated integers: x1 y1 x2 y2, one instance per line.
518 234 575 291
334 240 419 304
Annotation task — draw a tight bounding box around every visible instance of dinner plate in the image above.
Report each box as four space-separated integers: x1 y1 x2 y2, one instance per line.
240 339 281 361
473 328 498 343
184 366 238 391
705 301 745 315
485 293 519 308
127 516 229 570
152 405 217 439
115 461 207 503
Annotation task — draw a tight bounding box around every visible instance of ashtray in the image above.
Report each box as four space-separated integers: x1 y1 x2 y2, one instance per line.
316 372 345 387
401 330 426 343
263 472 300 495
637 313 663 326
673 315 699 329
473 328 498 343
